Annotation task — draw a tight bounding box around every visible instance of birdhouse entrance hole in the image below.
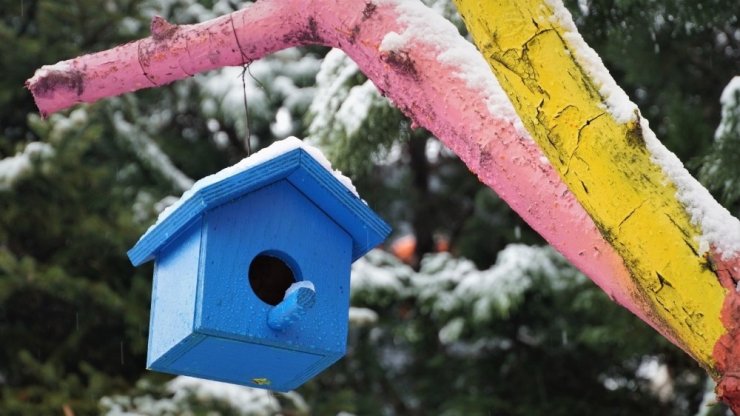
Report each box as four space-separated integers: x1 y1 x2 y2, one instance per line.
249 253 297 306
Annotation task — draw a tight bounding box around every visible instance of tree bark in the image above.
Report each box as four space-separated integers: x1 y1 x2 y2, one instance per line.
408 131 433 270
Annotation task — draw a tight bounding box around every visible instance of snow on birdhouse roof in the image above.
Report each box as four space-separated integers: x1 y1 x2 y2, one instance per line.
128 137 390 266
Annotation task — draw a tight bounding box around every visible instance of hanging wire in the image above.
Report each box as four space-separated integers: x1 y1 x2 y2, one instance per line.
231 14 254 157
241 64 252 156
239 64 268 157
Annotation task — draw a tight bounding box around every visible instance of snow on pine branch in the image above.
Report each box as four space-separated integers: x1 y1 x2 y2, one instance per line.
351 245 583 331
112 112 194 192
0 142 54 190
720 77 740 131
306 48 365 140
306 48 399 170
307 0 468 161
699 77 740 210
349 306 379 326
0 108 87 189
101 376 308 415
199 48 321 142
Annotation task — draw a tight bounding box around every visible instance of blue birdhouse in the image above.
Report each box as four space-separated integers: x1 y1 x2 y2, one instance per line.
128 138 390 391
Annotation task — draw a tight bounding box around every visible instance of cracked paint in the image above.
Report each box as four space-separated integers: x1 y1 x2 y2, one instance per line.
453 0 727 372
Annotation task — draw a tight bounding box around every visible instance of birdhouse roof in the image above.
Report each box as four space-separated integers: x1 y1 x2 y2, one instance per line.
128 138 390 266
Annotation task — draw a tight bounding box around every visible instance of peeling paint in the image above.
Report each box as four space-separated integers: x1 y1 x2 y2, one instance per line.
362 2 377 20
27 69 84 98
712 253 740 410
381 50 419 79
453 0 727 370
150 16 179 41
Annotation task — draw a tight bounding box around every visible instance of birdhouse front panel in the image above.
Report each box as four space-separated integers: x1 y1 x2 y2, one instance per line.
196 179 352 354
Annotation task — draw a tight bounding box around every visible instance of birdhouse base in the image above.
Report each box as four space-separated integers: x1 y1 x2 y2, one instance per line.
149 333 342 391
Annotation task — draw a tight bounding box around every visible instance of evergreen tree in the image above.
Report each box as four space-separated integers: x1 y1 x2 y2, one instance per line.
315 247 711 415
1 1 152 413
699 78 740 216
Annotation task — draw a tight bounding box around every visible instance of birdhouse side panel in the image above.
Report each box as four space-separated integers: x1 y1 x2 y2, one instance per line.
195 180 352 354
147 220 203 367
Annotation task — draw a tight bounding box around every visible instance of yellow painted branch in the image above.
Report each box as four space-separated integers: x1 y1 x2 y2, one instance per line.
452 0 726 372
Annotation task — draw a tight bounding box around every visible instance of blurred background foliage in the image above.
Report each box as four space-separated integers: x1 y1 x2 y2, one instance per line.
0 0 738 414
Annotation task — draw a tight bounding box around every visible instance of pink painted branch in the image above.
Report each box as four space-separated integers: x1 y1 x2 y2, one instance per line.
27 0 666 344
27 0 313 116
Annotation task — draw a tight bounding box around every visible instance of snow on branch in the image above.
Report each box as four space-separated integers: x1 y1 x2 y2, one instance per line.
0 141 54 190
112 112 194 192
350 246 581 346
